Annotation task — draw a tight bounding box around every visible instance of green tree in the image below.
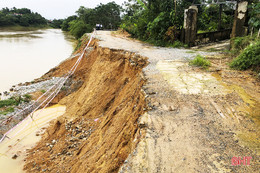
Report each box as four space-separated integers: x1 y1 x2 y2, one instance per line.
19 15 30 26
69 20 92 39
0 7 47 27
94 2 122 29
61 15 77 31
121 0 199 45
62 1 122 39
49 19 64 28
248 1 260 30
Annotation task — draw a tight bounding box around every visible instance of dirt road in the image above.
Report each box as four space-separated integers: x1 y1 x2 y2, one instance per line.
96 31 259 172
21 31 259 173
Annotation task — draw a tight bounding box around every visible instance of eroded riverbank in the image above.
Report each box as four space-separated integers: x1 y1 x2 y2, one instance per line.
23 35 149 172
0 31 259 173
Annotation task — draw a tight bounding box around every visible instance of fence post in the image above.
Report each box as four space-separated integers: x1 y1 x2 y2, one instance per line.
231 1 248 38
184 6 198 46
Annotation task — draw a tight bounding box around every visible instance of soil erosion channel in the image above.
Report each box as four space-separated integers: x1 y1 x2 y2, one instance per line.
14 31 259 172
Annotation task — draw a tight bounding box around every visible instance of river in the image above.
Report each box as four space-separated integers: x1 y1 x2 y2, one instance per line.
0 28 75 95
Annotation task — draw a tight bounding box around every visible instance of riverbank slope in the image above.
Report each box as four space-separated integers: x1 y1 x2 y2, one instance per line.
21 31 260 172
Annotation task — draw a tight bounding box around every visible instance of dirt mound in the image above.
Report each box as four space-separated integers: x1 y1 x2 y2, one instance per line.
24 37 148 172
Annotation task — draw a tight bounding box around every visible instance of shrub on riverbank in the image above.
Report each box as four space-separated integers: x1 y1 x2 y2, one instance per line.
0 94 32 115
69 20 92 39
230 40 260 72
0 98 18 108
0 107 14 115
0 94 32 108
230 35 257 56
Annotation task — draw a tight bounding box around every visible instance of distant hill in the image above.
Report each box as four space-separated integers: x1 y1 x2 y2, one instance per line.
0 7 47 27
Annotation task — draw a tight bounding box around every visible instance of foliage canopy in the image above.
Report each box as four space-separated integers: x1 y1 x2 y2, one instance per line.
62 2 122 39
120 0 236 46
0 7 47 27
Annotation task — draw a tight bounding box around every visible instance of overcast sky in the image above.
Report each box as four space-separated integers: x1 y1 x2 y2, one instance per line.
1 0 126 19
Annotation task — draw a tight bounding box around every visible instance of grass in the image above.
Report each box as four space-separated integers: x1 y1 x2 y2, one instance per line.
0 107 15 115
0 25 50 31
23 94 32 103
41 89 46 93
170 41 189 48
189 55 211 69
230 34 257 56
0 94 32 108
145 39 188 48
170 41 183 48
0 33 41 38
0 94 32 115
207 48 221 52
197 30 208 34
0 99 19 108
230 40 260 72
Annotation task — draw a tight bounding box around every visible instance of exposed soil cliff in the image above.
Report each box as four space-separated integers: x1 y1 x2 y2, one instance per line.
24 37 148 172
23 31 259 173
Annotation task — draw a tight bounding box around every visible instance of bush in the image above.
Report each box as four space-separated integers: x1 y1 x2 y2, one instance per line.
0 107 15 115
230 41 260 72
171 40 184 48
230 35 257 56
189 55 211 69
23 94 32 102
41 90 46 93
0 99 18 108
69 20 92 39
232 36 252 50
165 26 180 43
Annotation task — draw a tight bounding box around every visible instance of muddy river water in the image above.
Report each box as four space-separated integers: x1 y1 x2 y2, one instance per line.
0 28 75 94
0 104 66 173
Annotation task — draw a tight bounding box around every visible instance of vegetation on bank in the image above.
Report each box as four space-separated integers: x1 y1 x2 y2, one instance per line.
0 106 15 115
230 39 260 72
230 35 257 56
120 0 237 46
0 94 32 115
60 2 122 39
0 7 47 27
120 0 259 47
0 98 19 108
227 1 259 73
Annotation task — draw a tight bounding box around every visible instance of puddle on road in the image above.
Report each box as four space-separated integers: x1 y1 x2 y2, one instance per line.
212 73 260 152
156 60 227 95
0 104 66 173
